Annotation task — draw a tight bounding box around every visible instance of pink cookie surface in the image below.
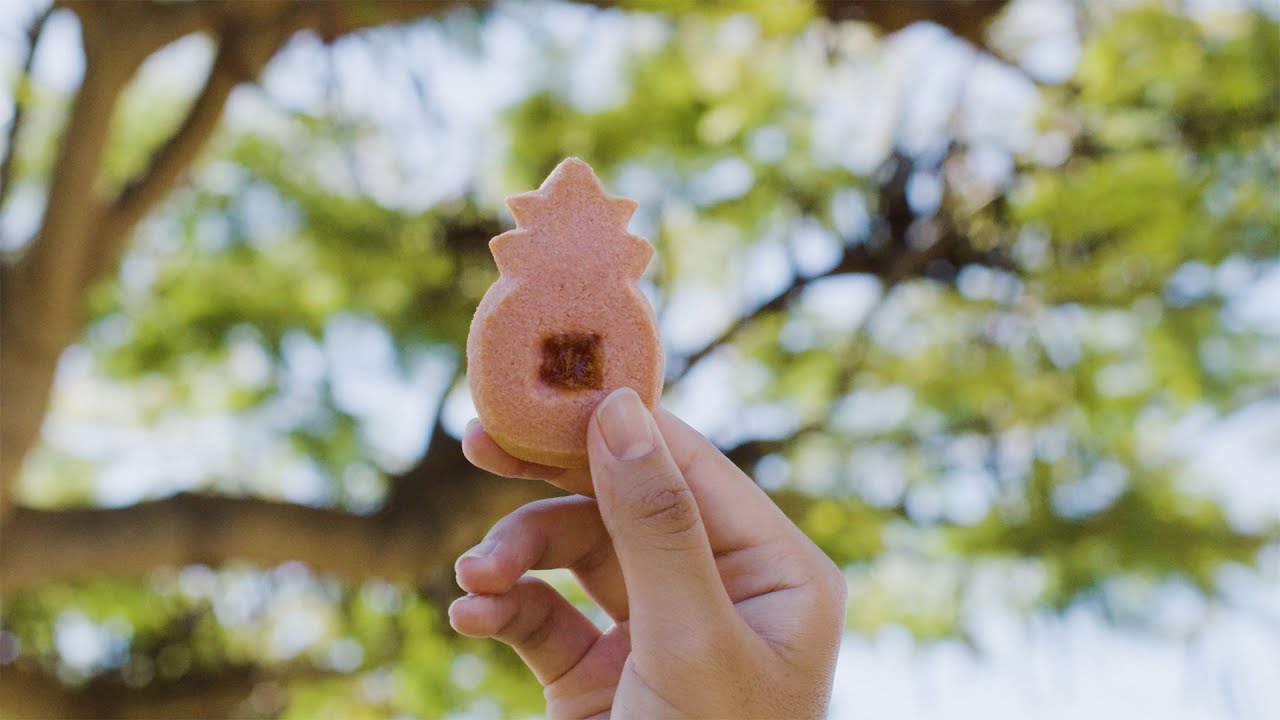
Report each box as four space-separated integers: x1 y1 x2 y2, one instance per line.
466 158 664 468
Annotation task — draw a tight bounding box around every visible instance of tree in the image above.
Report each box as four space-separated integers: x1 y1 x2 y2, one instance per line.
1 0 1277 716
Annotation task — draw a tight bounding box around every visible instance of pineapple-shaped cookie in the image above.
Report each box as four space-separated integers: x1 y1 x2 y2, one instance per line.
466 158 664 468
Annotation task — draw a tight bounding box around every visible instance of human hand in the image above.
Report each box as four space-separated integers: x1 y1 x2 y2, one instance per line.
450 387 847 719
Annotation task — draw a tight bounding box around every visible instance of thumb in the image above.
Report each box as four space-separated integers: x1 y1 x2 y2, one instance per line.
587 388 734 641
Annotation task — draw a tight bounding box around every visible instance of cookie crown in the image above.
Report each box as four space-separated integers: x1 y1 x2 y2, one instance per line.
490 158 652 280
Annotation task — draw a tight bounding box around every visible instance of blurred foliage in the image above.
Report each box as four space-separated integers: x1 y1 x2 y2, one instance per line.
3 0 1279 717
4 570 546 718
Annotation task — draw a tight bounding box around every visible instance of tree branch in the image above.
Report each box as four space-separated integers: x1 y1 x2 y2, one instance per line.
0 4 148 518
575 0 1009 48
89 30 284 285
0 482 545 597
0 429 551 596
0 5 52 214
0 661 267 720
0 0 480 521
668 242 880 383
0 0 240 518
0 657 352 720
814 0 1010 47
91 0 481 283
670 152 963 385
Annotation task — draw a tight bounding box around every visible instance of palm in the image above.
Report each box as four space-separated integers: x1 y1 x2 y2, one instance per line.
543 542 800 717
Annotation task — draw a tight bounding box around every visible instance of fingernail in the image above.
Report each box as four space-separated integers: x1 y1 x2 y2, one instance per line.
596 387 654 461
457 539 496 566
465 418 480 434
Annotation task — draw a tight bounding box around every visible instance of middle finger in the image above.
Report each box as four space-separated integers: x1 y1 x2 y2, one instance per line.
455 495 629 621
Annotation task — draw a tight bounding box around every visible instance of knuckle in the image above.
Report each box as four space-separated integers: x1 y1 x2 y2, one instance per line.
811 556 848 620
628 482 700 537
780 546 847 622
569 541 612 575
673 436 715 482
812 551 843 586
494 602 523 640
515 608 556 651
490 504 535 542
498 583 556 650
825 580 848 625
831 565 849 606
504 496 561 529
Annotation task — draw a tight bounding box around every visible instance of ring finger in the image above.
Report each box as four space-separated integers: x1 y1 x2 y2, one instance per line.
449 577 601 686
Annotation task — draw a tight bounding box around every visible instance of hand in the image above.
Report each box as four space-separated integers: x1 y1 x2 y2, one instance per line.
450 388 847 719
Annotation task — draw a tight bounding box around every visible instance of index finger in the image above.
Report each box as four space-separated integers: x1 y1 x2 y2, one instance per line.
463 413 797 551
462 420 594 496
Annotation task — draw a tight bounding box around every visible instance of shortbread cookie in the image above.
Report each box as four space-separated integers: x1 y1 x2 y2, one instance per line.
466 158 664 468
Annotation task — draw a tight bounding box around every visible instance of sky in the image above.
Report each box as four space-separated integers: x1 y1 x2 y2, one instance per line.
2 0 1279 717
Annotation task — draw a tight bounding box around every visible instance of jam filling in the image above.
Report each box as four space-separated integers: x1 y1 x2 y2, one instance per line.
540 333 603 390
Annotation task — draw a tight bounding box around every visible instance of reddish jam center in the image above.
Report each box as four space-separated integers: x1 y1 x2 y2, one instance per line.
540 333 603 390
